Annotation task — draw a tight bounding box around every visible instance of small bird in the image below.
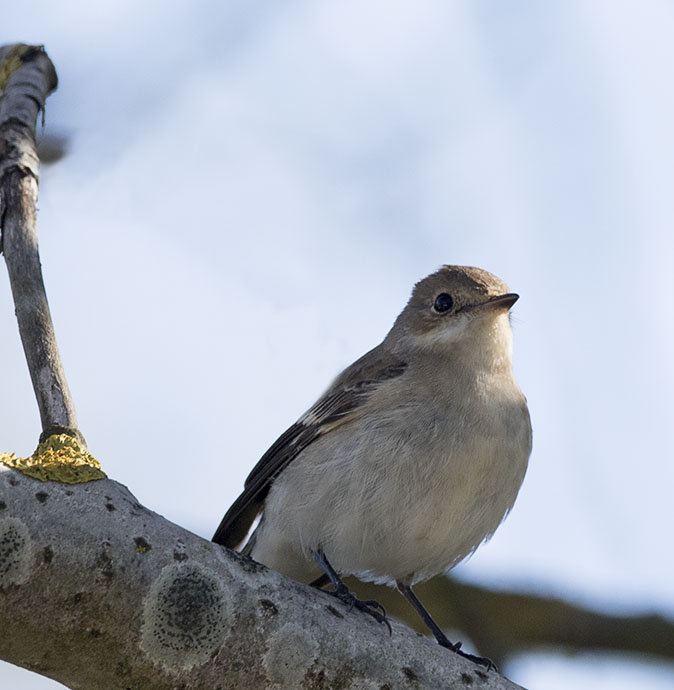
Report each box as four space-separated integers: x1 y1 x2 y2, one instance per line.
213 266 532 667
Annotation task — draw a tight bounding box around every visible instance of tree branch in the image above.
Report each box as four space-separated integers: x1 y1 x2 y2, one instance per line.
0 44 80 444
349 576 674 670
0 467 523 690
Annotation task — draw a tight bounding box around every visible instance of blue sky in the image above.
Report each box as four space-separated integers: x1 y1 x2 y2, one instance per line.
2 2 674 688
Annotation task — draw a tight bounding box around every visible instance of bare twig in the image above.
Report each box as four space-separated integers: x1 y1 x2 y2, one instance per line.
0 44 81 444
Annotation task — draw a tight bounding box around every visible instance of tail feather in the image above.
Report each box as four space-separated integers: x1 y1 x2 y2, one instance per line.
212 495 262 549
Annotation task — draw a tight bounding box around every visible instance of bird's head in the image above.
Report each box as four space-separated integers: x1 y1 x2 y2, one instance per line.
387 266 519 361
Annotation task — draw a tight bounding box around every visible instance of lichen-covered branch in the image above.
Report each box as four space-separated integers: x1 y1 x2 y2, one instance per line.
0 44 80 444
0 466 523 690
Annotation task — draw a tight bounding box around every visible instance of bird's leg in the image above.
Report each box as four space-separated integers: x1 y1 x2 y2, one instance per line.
312 548 391 633
396 582 496 671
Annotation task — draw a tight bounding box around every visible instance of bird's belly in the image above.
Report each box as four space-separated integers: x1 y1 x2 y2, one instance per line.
331 434 527 583
252 399 530 585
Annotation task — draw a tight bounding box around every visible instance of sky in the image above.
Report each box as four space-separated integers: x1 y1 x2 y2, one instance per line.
2 1 674 688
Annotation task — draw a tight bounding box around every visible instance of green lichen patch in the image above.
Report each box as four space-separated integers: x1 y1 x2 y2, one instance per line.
134 537 152 554
0 434 105 483
140 563 232 671
0 44 38 91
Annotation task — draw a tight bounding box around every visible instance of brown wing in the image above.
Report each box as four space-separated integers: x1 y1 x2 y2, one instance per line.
212 347 407 549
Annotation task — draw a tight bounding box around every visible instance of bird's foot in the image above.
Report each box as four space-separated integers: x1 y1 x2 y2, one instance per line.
438 637 498 671
457 650 497 672
437 635 496 671
331 583 392 634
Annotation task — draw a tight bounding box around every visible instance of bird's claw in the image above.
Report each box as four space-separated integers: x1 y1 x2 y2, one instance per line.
437 635 496 671
459 651 497 672
332 584 392 634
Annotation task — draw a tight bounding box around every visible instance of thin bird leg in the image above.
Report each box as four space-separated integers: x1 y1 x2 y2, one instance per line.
396 582 496 671
312 548 391 633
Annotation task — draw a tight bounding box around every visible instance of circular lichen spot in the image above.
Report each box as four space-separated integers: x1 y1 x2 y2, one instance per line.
140 563 231 671
263 623 319 687
0 517 33 587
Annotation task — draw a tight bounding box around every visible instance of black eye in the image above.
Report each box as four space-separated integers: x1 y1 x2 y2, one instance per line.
433 293 453 313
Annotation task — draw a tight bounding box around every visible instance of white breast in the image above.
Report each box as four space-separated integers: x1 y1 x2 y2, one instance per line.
253 371 531 586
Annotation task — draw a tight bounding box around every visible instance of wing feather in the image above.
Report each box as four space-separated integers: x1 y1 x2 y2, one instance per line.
212 348 407 548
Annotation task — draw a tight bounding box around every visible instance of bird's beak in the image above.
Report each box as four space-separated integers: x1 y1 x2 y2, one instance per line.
480 293 519 311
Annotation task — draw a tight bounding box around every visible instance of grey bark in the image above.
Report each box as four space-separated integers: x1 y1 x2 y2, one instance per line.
0 44 81 443
0 467 523 690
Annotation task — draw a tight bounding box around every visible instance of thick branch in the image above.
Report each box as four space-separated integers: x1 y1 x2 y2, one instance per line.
0 466 522 690
0 44 79 443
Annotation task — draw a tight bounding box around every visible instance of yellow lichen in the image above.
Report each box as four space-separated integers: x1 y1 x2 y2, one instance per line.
0 434 106 483
0 44 35 92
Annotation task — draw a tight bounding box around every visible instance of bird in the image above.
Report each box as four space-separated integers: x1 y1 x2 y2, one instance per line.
213 265 532 667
